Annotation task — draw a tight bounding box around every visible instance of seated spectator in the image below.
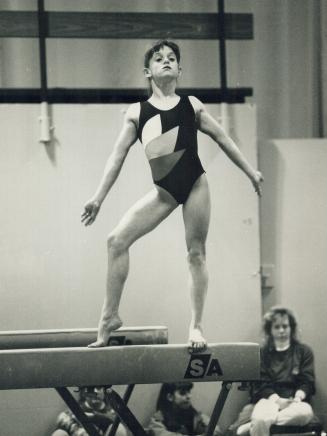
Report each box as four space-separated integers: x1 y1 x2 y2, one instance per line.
228 306 315 436
147 381 222 436
51 386 126 436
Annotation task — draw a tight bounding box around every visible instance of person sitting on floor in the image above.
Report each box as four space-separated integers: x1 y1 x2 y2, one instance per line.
147 381 222 436
227 306 315 436
51 386 126 436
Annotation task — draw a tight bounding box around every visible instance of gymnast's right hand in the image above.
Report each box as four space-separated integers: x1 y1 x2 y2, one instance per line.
81 199 101 226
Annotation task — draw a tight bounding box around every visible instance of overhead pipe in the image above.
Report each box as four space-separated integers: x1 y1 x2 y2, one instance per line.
218 0 230 134
37 0 52 143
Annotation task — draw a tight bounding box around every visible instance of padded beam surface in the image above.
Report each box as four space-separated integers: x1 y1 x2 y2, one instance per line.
0 326 168 349
0 342 259 390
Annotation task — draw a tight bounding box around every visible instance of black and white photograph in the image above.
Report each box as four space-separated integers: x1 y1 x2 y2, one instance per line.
0 1 326 435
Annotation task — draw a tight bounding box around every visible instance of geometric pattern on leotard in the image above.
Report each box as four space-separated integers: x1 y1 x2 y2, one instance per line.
145 126 179 160
137 96 205 204
141 114 162 147
149 149 185 181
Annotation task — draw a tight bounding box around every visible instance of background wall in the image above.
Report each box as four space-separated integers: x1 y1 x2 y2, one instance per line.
0 0 324 139
0 0 326 433
260 139 327 425
0 103 261 435
252 0 323 140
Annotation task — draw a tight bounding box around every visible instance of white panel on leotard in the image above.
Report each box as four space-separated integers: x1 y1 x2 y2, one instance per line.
142 115 162 147
145 126 179 160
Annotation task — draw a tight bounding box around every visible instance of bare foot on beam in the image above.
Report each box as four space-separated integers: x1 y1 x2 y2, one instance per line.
88 314 123 348
188 325 207 353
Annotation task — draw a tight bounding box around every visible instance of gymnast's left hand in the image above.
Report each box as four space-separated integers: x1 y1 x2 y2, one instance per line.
251 170 264 197
81 199 101 226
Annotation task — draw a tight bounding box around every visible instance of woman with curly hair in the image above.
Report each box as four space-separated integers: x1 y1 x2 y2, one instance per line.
229 306 315 436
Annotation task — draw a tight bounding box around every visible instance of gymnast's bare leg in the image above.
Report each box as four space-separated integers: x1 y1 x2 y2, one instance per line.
88 188 178 347
183 174 211 352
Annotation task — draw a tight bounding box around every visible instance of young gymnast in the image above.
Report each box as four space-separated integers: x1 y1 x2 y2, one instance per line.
81 40 263 351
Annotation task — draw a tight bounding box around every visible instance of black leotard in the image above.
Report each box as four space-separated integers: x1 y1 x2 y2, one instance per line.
137 95 205 204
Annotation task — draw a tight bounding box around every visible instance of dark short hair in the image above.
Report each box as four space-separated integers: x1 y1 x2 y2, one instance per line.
156 382 193 412
263 306 298 347
144 40 181 68
78 386 98 399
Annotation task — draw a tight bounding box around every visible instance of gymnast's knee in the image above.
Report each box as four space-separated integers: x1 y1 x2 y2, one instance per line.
187 245 206 267
107 232 128 256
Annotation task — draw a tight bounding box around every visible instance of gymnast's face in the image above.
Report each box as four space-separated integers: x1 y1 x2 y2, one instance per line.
271 314 291 346
145 45 181 82
168 388 192 409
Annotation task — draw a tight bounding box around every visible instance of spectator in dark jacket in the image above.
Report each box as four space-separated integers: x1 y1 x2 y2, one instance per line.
228 306 315 436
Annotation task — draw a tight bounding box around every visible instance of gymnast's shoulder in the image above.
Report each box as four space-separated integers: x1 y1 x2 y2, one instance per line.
188 95 206 114
124 102 141 128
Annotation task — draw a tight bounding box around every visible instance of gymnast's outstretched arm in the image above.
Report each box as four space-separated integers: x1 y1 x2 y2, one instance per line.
189 96 264 196
81 103 140 226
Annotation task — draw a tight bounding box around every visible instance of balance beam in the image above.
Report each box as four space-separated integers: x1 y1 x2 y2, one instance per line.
0 342 259 390
0 326 168 349
0 329 260 436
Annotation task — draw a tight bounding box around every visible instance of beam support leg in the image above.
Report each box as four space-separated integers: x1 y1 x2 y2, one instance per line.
55 387 101 436
205 381 233 436
105 387 147 436
105 384 135 436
